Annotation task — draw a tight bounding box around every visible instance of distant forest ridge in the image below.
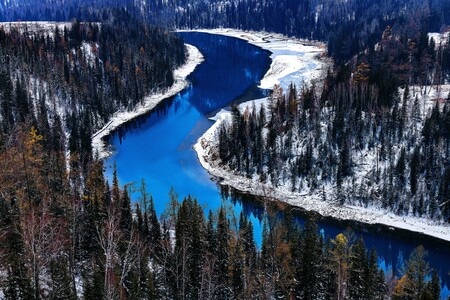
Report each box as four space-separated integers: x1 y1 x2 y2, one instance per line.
1 0 450 63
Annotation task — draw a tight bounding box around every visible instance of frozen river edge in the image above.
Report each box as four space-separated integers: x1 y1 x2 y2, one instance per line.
92 43 204 159
191 29 450 244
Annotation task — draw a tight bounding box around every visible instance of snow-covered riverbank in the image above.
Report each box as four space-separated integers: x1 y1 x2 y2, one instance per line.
92 44 204 158
180 28 329 91
193 30 450 243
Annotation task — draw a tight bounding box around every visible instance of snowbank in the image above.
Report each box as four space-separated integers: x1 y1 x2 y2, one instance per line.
92 44 204 158
428 32 449 46
194 30 450 243
180 28 328 91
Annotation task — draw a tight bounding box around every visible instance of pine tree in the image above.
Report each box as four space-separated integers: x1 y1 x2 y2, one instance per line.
1 200 33 300
425 269 441 300
49 260 76 300
348 238 367 300
235 212 257 298
174 196 205 299
111 162 121 203
206 210 216 256
410 146 420 196
119 188 133 236
393 245 430 299
396 147 406 185
82 266 104 300
367 249 386 299
297 217 325 299
214 206 231 299
148 195 161 252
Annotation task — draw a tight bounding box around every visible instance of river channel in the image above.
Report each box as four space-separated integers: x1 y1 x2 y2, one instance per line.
104 32 450 297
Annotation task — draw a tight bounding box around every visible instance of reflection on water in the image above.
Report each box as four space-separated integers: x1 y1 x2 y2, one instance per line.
223 184 450 294
105 32 450 298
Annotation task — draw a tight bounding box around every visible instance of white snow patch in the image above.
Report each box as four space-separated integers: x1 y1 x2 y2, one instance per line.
81 42 98 67
428 32 449 46
92 44 204 159
179 28 329 91
0 21 72 37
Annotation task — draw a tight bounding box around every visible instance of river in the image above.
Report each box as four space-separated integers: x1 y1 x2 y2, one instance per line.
104 32 450 298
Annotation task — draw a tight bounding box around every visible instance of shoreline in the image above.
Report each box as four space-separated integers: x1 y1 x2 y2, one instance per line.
91 43 204 159
195 104 450 244
179 28 330 91
192 30 450 244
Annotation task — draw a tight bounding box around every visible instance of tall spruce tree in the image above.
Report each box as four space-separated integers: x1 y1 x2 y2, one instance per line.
348 238 368 299
297 217 325 299
214 206 231 299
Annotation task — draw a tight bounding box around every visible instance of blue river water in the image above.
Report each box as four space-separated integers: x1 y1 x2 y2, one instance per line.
105 32 450 298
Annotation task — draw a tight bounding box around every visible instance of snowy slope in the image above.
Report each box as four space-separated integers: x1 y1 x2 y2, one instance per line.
194 30 450 243
91 44 204 158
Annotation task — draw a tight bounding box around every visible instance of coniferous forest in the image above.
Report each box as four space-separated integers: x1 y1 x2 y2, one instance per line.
0 140 443 299
212 15 450 223
0 0 448 299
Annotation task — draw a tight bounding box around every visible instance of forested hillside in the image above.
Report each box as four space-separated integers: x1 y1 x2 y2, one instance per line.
0 138 442 298
144 0 450 64
212 22 450 222
2 0 450 64
0 0 448 298
0 11 186 172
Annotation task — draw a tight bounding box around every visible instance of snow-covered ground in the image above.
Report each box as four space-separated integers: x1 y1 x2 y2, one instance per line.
428 31 449 46
91 44 204 158
0 21 72 37
180 28 329 91
194 30 450 243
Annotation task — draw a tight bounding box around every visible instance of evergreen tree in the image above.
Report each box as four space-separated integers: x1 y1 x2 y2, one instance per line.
393 245 430 299
348 238 368 300
49 260 76 300
148 195 162 254
425 269 441 300
82 266 104 300
214 206 231 299
174 196 205 299
410 147 420 196
119 187 133 235
396 147 406 185
1 200 33 300
235 212 257 298
111 162 121 203
297 217 325 299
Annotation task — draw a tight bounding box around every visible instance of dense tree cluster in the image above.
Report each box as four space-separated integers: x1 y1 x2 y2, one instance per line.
144 0 450 64
2 0 450 64
217 82 450 221
0 12 186 173
0 0 448 298
215 22 450 222
0 127 441 298
0 0 139 23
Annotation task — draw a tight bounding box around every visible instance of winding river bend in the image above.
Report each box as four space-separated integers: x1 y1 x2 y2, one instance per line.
104 32 450 297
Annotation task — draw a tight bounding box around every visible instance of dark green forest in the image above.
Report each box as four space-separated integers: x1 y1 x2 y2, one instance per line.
212 14 450 223
1 0 450 64
0 133 442 298
0 0 448 299
0 11 186 171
